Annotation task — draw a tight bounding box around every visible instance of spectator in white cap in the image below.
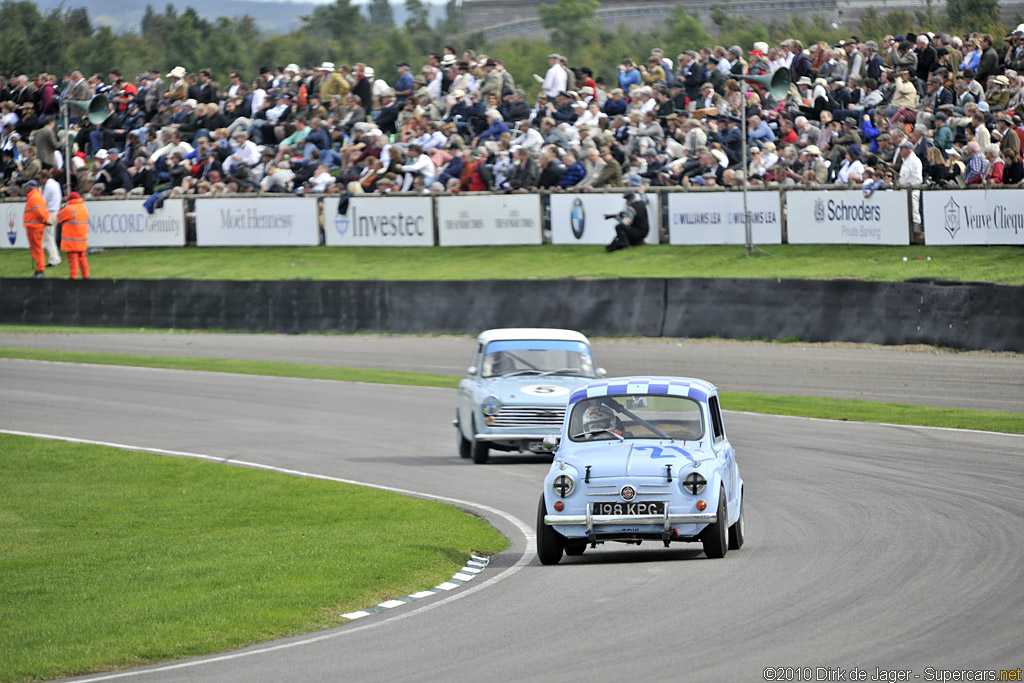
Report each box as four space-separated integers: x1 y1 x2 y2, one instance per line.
542 53 567 98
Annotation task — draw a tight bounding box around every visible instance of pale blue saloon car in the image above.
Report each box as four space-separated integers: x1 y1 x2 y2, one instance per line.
538 376 744 564
455 328 604 465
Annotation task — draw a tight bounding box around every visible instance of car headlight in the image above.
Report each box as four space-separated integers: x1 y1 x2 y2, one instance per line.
552 474 575 498
481 395 502 416
682 472 706 495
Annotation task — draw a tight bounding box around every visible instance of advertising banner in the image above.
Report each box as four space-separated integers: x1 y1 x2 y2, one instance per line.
437 194 542 246
922 190 1024 245
195 197 319 246
667 191 782 245
549 193 660 245
87 199 186 248
0 202 29 249
786 190 909 245
324 195 434 246
2 199 185 249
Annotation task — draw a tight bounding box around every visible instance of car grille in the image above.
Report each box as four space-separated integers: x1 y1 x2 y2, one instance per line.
491 406 565 428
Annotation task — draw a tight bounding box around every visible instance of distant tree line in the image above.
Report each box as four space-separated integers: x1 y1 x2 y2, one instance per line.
0 0 1011 93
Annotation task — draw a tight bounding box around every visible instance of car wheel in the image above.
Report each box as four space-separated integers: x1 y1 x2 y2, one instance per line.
536 495 564 565
702 488 728 559
728 488 745 550
456 419 471 459
471 418 489 464
564 542 587 556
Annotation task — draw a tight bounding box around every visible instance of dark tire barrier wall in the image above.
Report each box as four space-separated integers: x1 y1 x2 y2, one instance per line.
1 277 1021 351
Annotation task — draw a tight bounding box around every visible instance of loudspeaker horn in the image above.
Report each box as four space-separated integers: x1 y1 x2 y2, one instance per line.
67 94 110 125
734 67 792 101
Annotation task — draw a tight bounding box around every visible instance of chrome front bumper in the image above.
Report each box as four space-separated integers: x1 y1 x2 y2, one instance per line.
474 432 551 442
545 504 716 533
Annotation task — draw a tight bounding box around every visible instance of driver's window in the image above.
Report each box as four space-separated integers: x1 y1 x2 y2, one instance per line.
708 395 725 443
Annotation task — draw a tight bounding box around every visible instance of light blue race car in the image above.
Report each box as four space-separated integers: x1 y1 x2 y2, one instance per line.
537 376 744 564
455 328 605 464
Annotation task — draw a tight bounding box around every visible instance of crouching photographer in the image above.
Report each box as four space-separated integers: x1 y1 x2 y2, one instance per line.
604 189 649 252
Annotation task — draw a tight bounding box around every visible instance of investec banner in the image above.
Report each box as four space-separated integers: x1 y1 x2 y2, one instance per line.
923 190 1024 245
549 193 659 245
87 199 185 247
0 199 185 248
195 197 319 246
323 195 433 246
667 191 782 245
437 194 541 246
786 190 909 245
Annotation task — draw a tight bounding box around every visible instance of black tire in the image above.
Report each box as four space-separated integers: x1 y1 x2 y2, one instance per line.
702 488 728 559
536 495 564 565
456 419 471 459
729 488 745 550
471 418 489 464
564 542 587 556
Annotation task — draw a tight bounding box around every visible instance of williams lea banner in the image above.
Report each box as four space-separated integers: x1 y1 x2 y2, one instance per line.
922 190 1024 245
667 191 782 244
786 190 910 245
324 195 434 246
195 197 319 246
549 193 660 245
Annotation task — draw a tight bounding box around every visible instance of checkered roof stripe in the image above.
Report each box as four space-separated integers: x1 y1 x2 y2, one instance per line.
569 377 715 404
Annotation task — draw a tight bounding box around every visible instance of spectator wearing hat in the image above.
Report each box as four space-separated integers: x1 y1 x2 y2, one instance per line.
933 113 954 155
542 54 567 99
995 113 1020 159
836 144 864 184
319 63 349 103
677 51 705 103
394 62 413 103
479 59 503 104
898 139 923 185
799 145 827 184
375 89 399 136
57 191 89 279
987 74 1011 110
165 66 187 103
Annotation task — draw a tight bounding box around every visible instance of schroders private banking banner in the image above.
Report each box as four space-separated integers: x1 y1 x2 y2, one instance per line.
1 199 186 249
323 195 433 246
667 191 782 245
548 193 660 246
195 197 319 246
437 194 542 246
922 190 1024 245
786 190 910 245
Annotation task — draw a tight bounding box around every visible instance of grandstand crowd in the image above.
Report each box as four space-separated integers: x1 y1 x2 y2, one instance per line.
2 29 1024 199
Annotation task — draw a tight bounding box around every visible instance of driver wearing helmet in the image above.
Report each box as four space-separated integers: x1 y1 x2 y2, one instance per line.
581 403 619 439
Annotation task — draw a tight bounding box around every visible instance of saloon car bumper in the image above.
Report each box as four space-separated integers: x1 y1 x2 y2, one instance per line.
545 508 717 530
474 432 553 442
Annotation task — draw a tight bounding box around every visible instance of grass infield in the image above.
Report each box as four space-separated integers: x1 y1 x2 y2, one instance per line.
0 244 1022 284
0 434 508 683
2 347 1021 434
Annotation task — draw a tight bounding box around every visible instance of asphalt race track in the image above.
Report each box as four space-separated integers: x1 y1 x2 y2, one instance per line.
0 338 1022 682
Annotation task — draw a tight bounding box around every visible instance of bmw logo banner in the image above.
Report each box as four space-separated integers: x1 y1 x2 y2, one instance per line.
548 193 660 245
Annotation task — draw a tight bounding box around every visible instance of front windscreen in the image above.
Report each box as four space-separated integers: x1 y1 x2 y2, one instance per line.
481 340 596 379
568 394 704 442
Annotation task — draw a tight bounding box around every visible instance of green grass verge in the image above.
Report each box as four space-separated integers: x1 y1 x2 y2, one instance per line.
1 245 1022 284
0 347 459 388
2 347 1020 434
0 434 508 683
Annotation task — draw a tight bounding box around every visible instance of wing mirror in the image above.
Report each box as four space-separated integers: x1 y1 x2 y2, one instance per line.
542 434 560 452
596 367 607 378
467 365 477 375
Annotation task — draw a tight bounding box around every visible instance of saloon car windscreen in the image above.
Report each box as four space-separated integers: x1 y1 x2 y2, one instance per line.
569 395 704 442
482 340 596 378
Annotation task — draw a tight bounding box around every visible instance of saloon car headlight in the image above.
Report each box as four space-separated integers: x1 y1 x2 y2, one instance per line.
481 395 502 416
552 474 575 498
682 472 706 495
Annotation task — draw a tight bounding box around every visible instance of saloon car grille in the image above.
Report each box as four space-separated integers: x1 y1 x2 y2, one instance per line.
490 406 565 428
